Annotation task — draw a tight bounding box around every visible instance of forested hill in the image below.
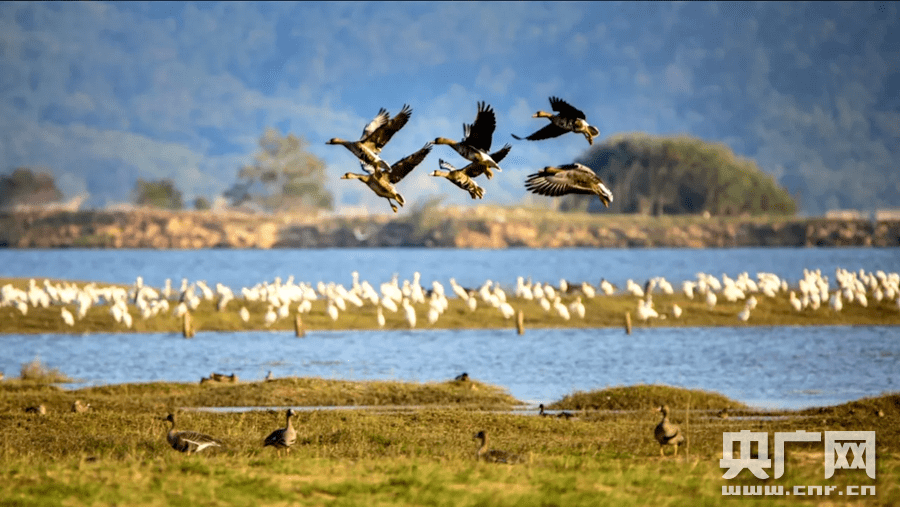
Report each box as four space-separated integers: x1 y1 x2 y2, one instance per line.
563 134 798 217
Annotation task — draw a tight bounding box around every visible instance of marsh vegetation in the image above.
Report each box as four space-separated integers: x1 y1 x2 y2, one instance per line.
0 375 895 506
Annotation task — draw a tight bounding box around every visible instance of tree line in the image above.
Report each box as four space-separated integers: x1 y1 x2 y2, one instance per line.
2 131 796 216
560 134 797 216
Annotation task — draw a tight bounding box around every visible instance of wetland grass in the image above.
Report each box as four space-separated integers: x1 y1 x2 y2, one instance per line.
0 379 896 505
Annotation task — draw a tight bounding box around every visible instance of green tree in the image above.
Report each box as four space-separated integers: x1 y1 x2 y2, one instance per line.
224 128 332 212
0 167 63 210
560 134 797 216
132 179 183 210
193 196 211 211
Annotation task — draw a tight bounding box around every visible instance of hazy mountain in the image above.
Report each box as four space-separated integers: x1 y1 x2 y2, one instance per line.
0 2 897 215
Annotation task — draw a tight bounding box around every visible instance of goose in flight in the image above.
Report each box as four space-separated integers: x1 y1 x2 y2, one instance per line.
341 142 433 212
512 96 600 146
453 144 512 180
430 159 485 200
434 102 503 172
524 163 613 207
328 105 413 173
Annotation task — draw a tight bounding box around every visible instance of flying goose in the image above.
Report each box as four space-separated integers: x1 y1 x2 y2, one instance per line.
264 408 297 456
328 105 413 173
341 142 433 212
654 405 685 456
163 413 222 454
512 96 600 145
524 163 613 207
474 430 522 464
430 160 485 199
454 144 512 180
434 102 503 172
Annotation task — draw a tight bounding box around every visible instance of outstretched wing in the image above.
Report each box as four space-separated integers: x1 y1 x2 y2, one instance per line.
524 164 597 197
175 430 222 452
489 144 512 164
512 123 569 142
361 108 390 141
549 96 586 119
461 101 496 152
387 142 433 183
367 104 413 152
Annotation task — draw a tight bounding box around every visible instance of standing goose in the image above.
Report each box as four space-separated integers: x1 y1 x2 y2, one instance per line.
473 430 522 464
328 105 413 173
341 142 433 213
264 408 297 456
434 102 503 172
654 405 685 457
512 96 600 146
163 413 222 454
524 163 614 208
430 160 485 200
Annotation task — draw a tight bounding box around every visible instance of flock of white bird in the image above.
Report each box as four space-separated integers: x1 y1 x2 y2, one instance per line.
2 267 899 331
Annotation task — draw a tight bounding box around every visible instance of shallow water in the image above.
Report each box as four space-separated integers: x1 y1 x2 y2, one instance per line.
3 325 896 410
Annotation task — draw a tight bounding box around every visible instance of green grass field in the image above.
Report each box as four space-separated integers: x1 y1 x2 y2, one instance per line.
0 372 896 506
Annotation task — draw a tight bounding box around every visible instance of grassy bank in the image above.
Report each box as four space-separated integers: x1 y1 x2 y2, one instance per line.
2 277 899 335
0 378 896 506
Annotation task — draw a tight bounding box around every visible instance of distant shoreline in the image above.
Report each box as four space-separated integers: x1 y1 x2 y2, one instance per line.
1 207 899 249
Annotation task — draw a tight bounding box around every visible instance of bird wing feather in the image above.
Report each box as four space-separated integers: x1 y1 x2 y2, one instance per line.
489 144 512 164
361 108 390 141
461 102 496 152
366 104 412 152
525 165 598 196
549 96 586 119
513 123 568 141
387 142 432 184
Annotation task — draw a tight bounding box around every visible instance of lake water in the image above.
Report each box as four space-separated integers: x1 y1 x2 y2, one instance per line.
2 326 897 410
2 247 899 292
1 247 898 410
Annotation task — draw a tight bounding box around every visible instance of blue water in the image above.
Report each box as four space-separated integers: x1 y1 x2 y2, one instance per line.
2 247 899 292
1 247 898 409
2 326 897 410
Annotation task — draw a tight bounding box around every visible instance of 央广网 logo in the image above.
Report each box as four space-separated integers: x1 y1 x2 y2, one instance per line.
720 430 875 479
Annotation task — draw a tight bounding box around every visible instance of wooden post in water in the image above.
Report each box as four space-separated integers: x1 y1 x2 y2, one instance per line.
294 313 305 338
516 310 525 335
685 394 691 457
182 311 195 338
624 312 632 335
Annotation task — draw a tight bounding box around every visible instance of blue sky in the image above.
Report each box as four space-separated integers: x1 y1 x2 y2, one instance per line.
1 1 897 215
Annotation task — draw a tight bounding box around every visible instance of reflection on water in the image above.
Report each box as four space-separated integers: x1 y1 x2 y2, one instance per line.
2 326 896 410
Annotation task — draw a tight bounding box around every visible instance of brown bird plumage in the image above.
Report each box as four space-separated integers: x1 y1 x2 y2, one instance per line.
264 408 297 456
474 430 522 464
512 96 600 145
328 105 413 173
654 405 685 456
524 163 613 207
163 413 222 454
